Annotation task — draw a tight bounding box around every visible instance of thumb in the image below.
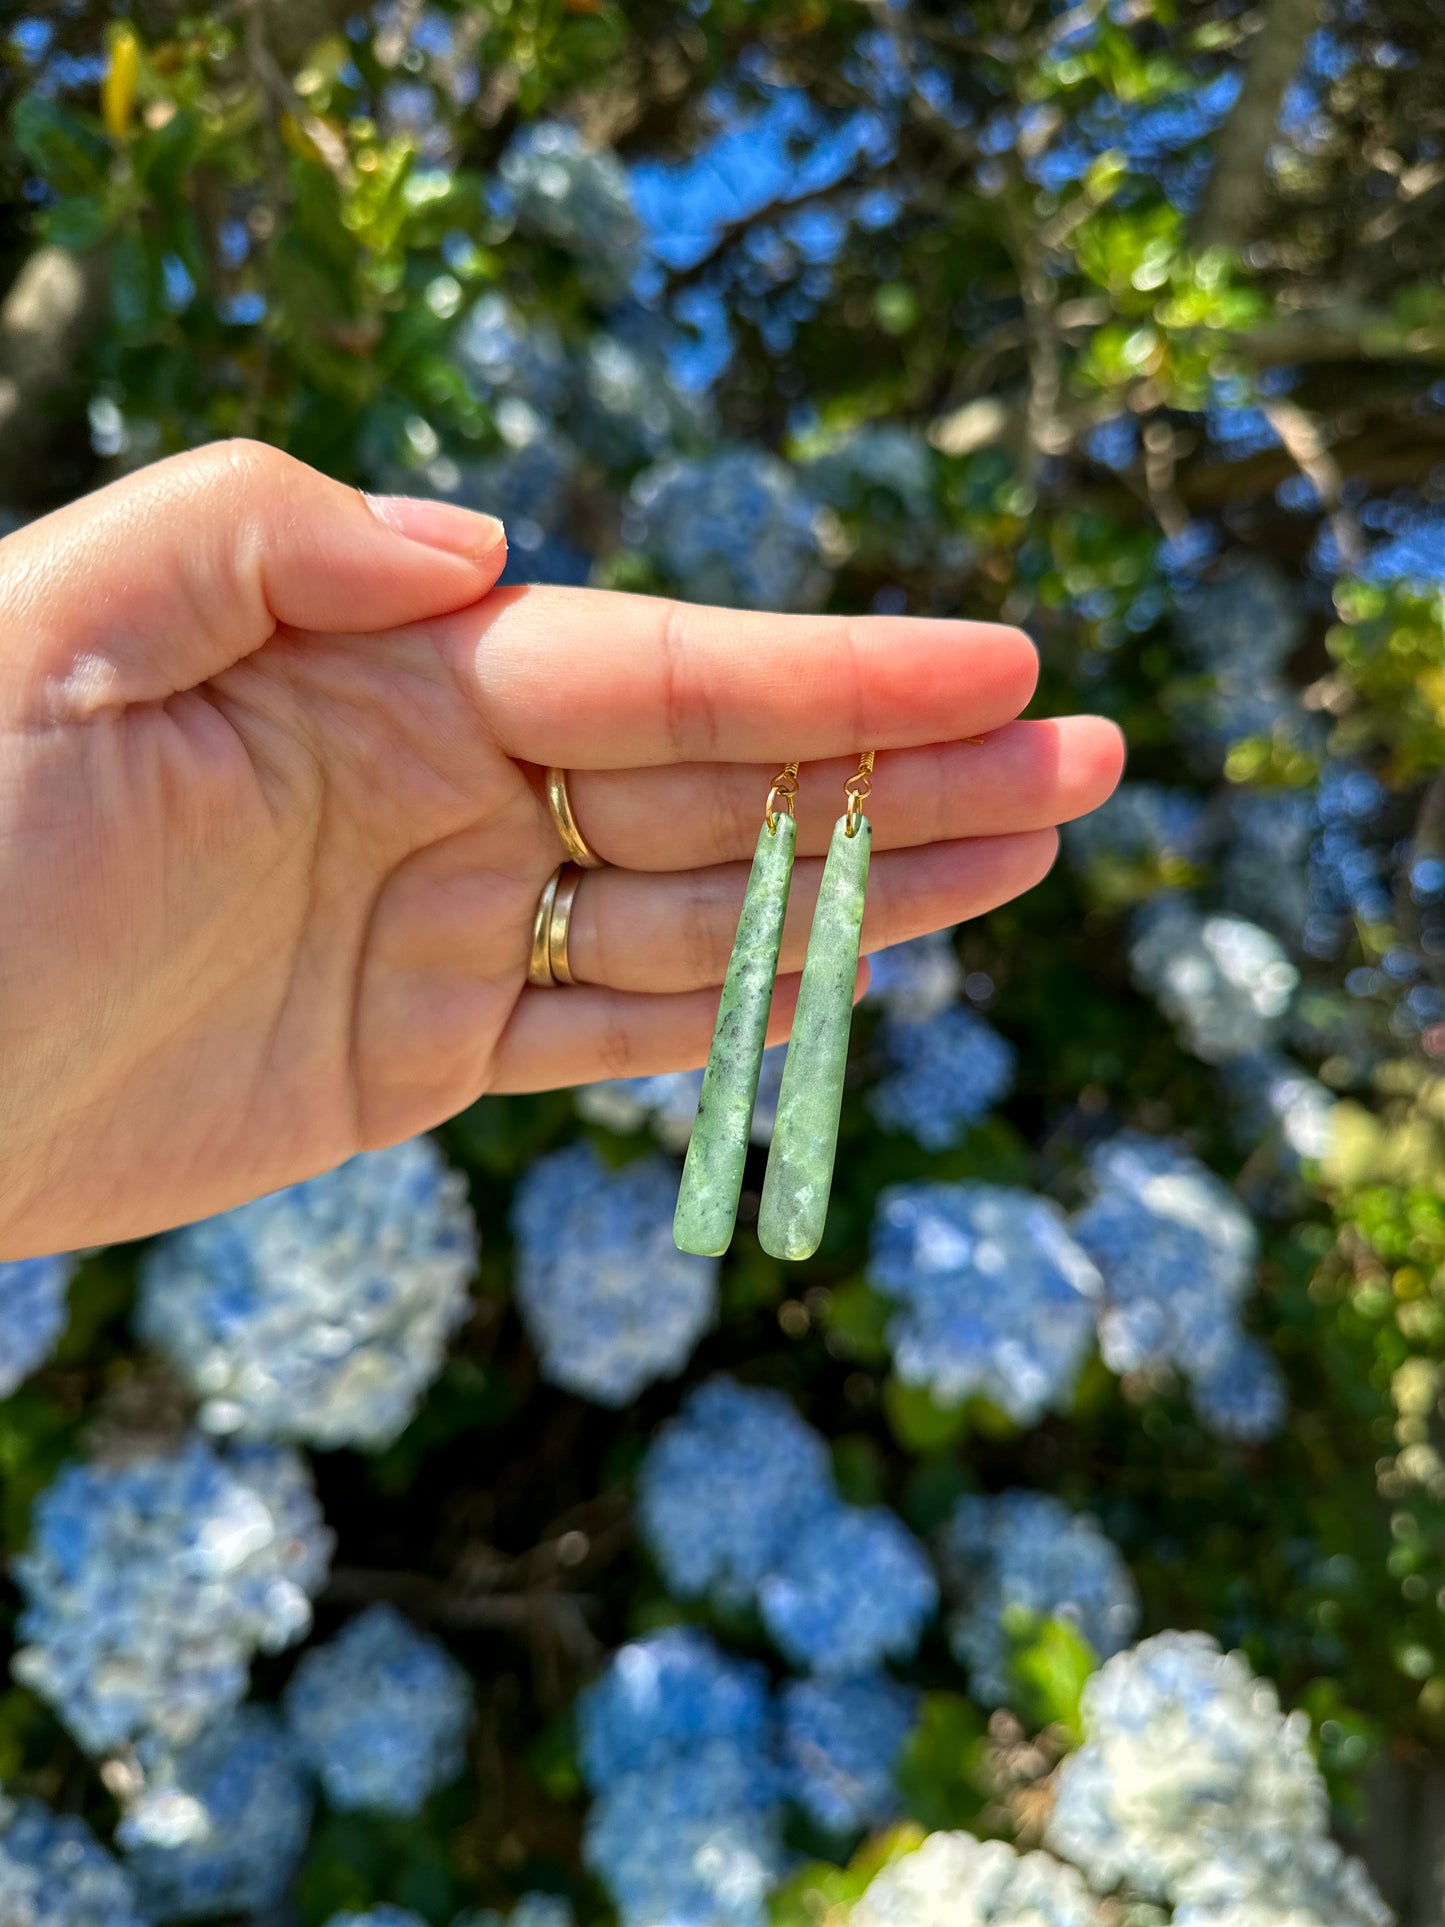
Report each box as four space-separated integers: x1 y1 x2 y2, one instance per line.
0 439 507 717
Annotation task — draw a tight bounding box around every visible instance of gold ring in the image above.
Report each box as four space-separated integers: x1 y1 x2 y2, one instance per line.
545 768 605 869
528 867 563 986
548 863 584 985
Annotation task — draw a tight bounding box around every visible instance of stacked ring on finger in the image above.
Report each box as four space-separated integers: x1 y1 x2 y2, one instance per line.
528 863 588 986
530 769 603 986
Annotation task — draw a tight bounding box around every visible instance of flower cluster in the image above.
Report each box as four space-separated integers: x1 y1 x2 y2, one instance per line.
326 1911 430 1927
759 1503 938 1677
578 1629 782 1927
639 1376 834 1605
868 1006 1016 1151
938 1490 1139 1707
138 1137 478 1451
639 1375 936 1672
1073 1132 1284 1441
12 1436 332 1754
0 1253 75 1397
853 1829 1104 1927
512 1142 718 1405
498 121 642 301
0 1791 145 1927
575 1048 789 1155
1047 1634 1388 1922
1064 782 1206 890
865 932 964 1022
627 449 829 611
1129 896 1298 1063
779 1673 915 1833
869 1183 1102 1423
118 1706 311 1922
283 1604 473 1816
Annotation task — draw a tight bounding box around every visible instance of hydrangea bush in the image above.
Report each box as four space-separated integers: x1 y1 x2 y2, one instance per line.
2 1 1444 1922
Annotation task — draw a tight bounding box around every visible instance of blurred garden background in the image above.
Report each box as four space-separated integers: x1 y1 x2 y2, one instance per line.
3 0 1445 1922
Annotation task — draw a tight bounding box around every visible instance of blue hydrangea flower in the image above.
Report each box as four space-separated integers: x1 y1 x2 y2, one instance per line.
498 122 641 300
0 1792 145 1927
758 1501 937 1675
1221 1052 1335 1163
583 1746 783 1927
1047 1633 1386 1919
326 1912 429 1927
577 1627 772 1792
1071 1134 1279 1439
1064 783 1206 883
579 1630 781 1927
779 1674 916 1833
1307 761 1393 957
512 1143 718 1405
1218 787 1317 942
0 1254 75 1397
138 1137 477 1450
1129 898 1298 1063
855 1830 1105 1927
1175 560 1302 673
456 1895 575 1927
119 1706 312 1922
638 1376 835 1606
627 449 829 611
283 1603 472 1815
573 329 702 469
938 1491 1139 1707
865 932 964 1021
455 290 571 418
1188 1333 1287 1445
577 1051 789 1154
869 1184 1102 1424
575 1068 704 1150
869 1007 1016 1150
12 1436 332 1754
804 423 935 515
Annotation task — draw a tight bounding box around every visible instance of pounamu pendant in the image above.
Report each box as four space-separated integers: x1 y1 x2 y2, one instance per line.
674 811 797 1256
757 812 871 1262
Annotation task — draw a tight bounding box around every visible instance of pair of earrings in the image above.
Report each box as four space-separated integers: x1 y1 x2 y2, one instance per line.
674 753 875 1262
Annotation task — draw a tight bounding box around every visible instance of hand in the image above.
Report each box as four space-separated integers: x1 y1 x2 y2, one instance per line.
0 442 1123 1256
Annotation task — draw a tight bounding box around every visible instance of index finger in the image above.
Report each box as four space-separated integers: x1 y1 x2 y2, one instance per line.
447 584 1038 768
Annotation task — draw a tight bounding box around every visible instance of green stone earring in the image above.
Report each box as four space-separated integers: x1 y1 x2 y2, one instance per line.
674 763 800 1257
757 751 874 1262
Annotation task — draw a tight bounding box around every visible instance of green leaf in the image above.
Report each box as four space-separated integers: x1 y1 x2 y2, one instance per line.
111 228 167 336
12 95 110 195
893 1693 989 1832
884 1375 970 1452
38 191 114 252
1009 1613 1098 1740
134 107 204 208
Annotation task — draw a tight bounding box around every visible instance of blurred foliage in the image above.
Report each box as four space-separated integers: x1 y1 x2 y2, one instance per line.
3 0 1445 1918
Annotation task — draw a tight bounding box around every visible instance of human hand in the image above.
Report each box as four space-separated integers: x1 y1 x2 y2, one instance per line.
0 442 1123 1257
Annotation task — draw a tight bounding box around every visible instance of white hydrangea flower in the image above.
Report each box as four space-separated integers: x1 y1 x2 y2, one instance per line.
1129 898 1298 1063
139 1138 477 1450
1046 1633 1385 1919
853 1830 1104 1927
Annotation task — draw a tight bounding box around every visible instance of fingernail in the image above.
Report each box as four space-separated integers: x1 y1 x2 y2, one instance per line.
363 492 505 560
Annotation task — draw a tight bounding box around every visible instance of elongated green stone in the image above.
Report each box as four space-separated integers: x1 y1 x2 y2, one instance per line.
674 811 797 1256
757 813 871 1262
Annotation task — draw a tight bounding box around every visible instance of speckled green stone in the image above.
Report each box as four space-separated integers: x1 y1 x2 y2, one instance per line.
757 813 871 1262
674 812 797 1257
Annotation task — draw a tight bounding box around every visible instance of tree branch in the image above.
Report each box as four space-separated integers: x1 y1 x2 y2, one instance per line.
1196 0 1321 252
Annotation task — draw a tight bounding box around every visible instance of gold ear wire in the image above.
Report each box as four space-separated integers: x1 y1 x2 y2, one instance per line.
765 761 800 834
843 750 875 837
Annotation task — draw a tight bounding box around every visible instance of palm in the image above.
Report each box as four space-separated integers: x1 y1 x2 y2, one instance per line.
0 445 1123 1257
